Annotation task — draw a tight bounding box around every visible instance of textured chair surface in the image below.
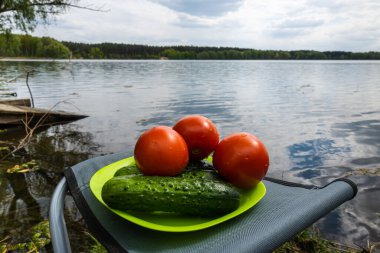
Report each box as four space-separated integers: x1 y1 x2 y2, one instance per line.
59 153 357 253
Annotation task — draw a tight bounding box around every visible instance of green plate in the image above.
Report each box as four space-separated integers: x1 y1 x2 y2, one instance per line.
90 157 266 232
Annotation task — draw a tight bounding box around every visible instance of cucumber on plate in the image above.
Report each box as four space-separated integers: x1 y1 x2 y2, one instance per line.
101 173 240 216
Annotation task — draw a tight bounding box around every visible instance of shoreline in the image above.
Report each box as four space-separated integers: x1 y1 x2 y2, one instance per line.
1 57 380 62
0 57 63 62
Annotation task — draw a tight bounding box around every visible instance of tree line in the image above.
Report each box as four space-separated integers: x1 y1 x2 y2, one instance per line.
59 41 380 60
1 33 380 60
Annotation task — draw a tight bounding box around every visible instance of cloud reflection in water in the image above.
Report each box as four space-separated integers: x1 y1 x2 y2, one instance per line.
287 119 380 246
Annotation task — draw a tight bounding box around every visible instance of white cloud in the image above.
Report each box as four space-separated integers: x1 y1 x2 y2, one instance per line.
150 0 245 17
32 0 380 51
276 18 324 29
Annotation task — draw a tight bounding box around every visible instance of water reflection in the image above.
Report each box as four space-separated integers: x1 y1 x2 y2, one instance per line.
0 124 100 246
136 96 243 131
0 172 44 241
327 119 380 246
286 119 380 246
317 174 380 247
128 61 244 137
288 139 350 172
333 120 380 150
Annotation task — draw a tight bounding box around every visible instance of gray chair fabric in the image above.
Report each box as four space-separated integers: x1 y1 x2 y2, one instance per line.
50 153 357 253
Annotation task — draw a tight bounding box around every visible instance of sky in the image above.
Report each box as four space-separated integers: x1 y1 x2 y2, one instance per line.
32 0 380 52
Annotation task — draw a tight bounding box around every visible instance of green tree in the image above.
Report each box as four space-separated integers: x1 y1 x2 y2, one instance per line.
89 47 104 59
208 51 218 59
197 51 210 59
0 33 21 56
41 36 71 58
0 33 72 58
161 48 178 59
0 0 100 33
225 50 242 59
0 34 5 55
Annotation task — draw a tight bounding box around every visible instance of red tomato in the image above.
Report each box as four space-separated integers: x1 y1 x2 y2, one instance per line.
173 115 219 161
134 126 189 176
212 132 269 189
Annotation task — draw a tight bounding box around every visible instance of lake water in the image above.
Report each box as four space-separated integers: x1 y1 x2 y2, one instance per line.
1 60 379 250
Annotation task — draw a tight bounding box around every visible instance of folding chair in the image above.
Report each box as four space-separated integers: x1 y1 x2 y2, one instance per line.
49 153 357 253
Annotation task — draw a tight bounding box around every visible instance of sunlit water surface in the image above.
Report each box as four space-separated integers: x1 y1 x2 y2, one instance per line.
1 60 379 250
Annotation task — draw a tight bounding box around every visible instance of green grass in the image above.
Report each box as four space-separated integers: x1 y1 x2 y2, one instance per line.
274 226 377 253
0 220 51 252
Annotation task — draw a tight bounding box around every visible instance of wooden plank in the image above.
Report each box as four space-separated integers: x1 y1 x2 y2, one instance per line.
0 104 88 127
0 98 32 107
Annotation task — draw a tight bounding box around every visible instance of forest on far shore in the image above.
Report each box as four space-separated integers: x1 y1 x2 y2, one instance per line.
0 34 71 58
1 33 380 60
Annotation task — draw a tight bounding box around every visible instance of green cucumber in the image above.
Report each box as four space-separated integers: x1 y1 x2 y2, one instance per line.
114 168 220 181
114 160 218 180
101 175 240 216
178 169 221 181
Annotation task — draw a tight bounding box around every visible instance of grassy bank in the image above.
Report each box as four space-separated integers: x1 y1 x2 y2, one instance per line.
274 226 373 253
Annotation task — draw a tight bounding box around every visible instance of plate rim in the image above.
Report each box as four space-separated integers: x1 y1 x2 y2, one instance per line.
89 156 266 232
